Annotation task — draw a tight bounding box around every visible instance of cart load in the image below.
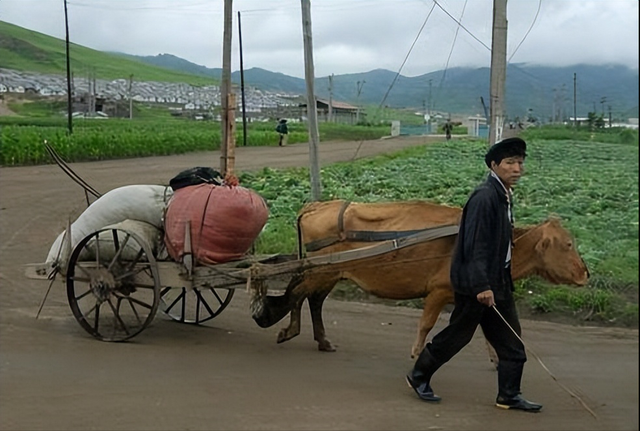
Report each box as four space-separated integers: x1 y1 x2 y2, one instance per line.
164 181 269 265
45 184 173 274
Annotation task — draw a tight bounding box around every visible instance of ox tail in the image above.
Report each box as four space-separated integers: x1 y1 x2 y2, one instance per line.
249 278 293 328
250 273 307 328
250 293 291 328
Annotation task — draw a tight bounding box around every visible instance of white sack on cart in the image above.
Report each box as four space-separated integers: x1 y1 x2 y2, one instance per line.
45 184 172 268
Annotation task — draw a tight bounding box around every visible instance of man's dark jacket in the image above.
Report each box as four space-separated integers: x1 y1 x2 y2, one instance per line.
450 174 514 300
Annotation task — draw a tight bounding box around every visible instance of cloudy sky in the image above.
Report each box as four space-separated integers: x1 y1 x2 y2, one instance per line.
1 0 638 78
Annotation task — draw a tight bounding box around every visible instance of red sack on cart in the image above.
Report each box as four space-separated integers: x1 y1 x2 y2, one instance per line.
164 183 269 264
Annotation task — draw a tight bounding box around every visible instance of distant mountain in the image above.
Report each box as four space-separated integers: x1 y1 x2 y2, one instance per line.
1 20 638 120
132 54 639 120
122 54 309 95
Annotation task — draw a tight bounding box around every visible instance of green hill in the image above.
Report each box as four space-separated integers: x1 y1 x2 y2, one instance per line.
2 20 637 120
0 21 215 85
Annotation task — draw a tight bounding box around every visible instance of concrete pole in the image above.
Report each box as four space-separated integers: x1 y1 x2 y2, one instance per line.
301 0 322 201
489 0 507 146
220 0 233 174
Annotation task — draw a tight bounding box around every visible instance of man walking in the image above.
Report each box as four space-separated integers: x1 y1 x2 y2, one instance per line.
406 137 542 413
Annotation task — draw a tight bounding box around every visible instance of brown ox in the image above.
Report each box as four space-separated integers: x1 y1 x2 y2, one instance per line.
250 200 590 357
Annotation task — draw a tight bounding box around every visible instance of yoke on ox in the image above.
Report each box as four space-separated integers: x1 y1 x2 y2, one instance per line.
250 200 590 358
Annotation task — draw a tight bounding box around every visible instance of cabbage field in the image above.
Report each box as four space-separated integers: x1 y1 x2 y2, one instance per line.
239 134 639 326
2 118 637 326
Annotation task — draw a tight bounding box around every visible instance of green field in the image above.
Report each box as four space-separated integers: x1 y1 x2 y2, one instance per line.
239 133 639 327
0 119 390 165
1 116 638 327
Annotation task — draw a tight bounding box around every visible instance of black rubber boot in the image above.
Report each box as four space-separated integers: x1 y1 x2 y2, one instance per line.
406 345 442 402
495 361 542 412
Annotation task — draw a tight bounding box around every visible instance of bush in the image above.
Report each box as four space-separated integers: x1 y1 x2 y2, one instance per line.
618 128 638 145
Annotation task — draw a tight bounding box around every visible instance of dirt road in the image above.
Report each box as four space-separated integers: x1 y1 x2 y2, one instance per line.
1 136 637 431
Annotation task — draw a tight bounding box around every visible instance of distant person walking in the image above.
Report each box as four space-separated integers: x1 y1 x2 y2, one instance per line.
276 118 289 146
443 120 453 141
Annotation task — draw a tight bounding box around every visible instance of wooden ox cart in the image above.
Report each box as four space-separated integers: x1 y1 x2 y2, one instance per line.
25 217 459 342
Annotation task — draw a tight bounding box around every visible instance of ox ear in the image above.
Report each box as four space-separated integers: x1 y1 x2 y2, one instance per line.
535 236 551 252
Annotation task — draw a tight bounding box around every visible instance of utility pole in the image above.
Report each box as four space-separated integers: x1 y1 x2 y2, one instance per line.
225 92 236 175
427 79 432 132
608 105 612 128
238 11 248 146
488 0 507 146
128 74 133 119
328 73 333 123
427 79 432 117
552 88 557 123
301 0 322 201
560 83 566 123
573 72 577 128
91 69 97 116
356 80 365 124
220 0 233 175
63 0 73 134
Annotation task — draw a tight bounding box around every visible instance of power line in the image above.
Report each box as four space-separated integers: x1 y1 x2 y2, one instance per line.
379 1 436 109
508 0 542 63
433 0 469 111
433 0 491 52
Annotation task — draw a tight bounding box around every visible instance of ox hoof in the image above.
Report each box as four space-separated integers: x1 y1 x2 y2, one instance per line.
276 328 297 344
317 339 336 352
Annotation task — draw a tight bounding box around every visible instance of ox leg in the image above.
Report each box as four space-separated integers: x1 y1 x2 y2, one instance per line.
274 274 307 344
276 295 305 344
411 289 454 359
308 289 336 352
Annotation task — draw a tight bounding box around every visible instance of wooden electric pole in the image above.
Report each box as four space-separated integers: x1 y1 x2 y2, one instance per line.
489 0 507 146
573 72 578 128
301 0 322 201
328 73 333 123
356 80 365 124
63 0 73 134
220 0 233 175
238 11 248 146
128 74 133 119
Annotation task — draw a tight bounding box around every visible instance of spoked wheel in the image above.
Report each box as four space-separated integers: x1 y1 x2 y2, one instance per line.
160 286 234 324
66 226 161 341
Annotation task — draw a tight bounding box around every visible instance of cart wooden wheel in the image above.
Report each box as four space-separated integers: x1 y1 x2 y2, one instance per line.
66 226 161 341
160 286 234 324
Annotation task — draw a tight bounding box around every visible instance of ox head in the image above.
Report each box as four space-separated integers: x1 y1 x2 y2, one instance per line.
514 217 590 286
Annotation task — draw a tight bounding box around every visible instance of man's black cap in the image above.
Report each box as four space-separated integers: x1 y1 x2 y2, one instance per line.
485 137 527 168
